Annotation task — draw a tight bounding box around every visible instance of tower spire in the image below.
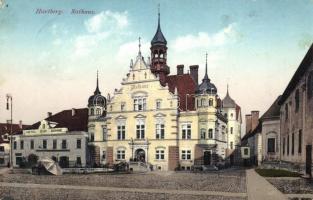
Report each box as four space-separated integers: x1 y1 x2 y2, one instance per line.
158 3 160 28
94 70 101 95
226 83 229 96
203 52 210 81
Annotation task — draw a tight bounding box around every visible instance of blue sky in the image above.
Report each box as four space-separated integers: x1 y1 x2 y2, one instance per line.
1 0 313 125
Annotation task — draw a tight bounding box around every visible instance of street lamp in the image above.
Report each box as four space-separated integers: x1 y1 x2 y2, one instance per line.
6 94 13 168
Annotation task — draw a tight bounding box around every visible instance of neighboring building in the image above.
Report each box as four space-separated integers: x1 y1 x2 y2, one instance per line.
261 96 281 162
222 86 242 156
278 44 313 175
241 111 261 165
241 96 281 166
12 109 89 167
91 10 240 171
0 121 28 167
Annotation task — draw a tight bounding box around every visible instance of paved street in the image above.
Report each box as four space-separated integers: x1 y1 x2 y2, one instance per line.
0 168 301 200
0 169 247 200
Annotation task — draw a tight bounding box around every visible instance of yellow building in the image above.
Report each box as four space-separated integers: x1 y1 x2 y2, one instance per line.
88 12 241 171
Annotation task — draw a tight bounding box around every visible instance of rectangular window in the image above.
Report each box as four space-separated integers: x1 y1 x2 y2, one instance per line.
62 140 67 149
181 150 191 160
117 150 125 160
230 142 233 149
0 146 4 152
102 151 106 159
267 138 275 153
155 150 165 160
90 133 94 142
299 130 302 154
156 100 161 110
117 126 126 140
30 140 34 150
287 135 290 155
182 124 191 139
291 133 295 155
136 123 145 139
13 141 16 150
121 102 125 111
77 139 81 149
134 98 146 111
43 140 47 149
200 129 206 139
20 140 24 150
208 129 213 139
76 156 81 165
103 128 107 141
53 139 57 149
156 124 165 139
230 127 233 134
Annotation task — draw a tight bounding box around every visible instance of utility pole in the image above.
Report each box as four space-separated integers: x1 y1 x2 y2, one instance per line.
6 94 13 168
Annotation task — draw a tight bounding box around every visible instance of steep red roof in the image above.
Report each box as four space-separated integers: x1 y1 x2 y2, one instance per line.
25 108 88 132
0 123 29 143
166 74 197 111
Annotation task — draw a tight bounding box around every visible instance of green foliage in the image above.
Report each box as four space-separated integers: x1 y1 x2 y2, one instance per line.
255 168 300 177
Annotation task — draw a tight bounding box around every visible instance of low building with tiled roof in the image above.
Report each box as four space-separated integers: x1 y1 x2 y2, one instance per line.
0 121 29 167
12 108 89 168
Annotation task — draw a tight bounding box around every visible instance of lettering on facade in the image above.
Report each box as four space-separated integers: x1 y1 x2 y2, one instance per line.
130 84 148 91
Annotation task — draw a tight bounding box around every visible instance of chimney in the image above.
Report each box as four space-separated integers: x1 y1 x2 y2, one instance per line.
245 114 252 134
177 65 184 75
189 65 199 85
251 111 260 131
47 112 52 118
72 108 76 116
19 120 23 129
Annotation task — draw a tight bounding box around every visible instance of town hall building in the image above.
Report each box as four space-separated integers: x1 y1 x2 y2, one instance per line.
88 11 242 171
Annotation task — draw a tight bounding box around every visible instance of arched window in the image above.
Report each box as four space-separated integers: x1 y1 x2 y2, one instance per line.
307 71 313 99
90 108 94 115
209 98 213 106
201 98 206 107
96 108 101 115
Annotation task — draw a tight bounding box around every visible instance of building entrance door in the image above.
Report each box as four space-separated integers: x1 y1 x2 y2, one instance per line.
203 151 211 165
306 145 312 177
135 149 145 162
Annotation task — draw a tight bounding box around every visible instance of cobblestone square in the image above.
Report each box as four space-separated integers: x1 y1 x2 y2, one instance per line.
0 169 247 200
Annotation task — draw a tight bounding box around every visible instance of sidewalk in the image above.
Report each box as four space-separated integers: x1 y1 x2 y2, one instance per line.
246 169 287 200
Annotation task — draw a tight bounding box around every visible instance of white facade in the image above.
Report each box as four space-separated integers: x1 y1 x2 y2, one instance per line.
12 120 88 167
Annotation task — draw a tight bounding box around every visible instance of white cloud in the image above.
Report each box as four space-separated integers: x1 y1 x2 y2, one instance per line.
73 32 110 57
85 10 129 33
171 23 239 52
72 10 129 58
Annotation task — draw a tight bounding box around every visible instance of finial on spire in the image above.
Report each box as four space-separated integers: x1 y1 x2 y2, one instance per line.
94 70 101 95
203 52 210 81
227 83 229 95
158 3 160 27
138 36 141 54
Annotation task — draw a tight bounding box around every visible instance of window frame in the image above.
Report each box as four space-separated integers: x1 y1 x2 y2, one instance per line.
181 150 191 160
117 125 126 140
155 149 165 160
182 124 191 139
156 124 165 139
